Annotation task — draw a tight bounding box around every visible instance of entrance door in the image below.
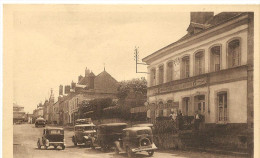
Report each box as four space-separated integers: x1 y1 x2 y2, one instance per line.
195 95 205 115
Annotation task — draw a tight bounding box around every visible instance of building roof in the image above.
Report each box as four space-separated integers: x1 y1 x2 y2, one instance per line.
142 12 247 63
95 70 118 83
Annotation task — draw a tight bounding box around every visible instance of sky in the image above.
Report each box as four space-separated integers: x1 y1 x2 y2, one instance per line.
5 5 192 113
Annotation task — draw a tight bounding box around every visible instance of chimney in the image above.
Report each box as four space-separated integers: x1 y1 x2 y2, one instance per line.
71 81 76 90
88 72 95 89
190 12 214 24
78 75 83 83
64 85 71 94
59 85 63 96
85 67 90 77
188 12 214 35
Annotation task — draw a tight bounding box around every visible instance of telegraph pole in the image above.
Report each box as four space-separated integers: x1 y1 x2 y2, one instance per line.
134 47 149 74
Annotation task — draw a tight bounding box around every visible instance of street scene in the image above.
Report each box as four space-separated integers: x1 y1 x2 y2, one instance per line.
6 4 256 158
14 124 246 158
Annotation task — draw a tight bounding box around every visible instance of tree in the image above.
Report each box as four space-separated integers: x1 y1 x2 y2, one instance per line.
117 77 147 100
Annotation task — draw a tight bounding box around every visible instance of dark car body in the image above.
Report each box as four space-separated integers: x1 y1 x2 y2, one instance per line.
35 118 46 127
115 127 157 157
72 123 96 147
90 123 128 151
37 127 65 150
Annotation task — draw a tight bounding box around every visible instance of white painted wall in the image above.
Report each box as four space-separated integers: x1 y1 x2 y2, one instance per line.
208 80 247 124
147 24 248 87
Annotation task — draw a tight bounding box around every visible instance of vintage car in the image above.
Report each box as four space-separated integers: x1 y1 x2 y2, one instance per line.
72 123 96 147
37 127 65 150
114 127 157 158
35 118 46 127
90 123 128 151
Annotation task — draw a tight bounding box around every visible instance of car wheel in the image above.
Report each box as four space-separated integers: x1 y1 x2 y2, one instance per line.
37 141 41 149
62 145 65 150
44 145 48 150
54 146 57 149
127 147 133 158
84 140 89 148
115 146 119 154
148 150 154 156
72 137 77 146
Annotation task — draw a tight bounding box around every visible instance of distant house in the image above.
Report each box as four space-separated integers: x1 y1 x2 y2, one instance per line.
58 67 119 126
13 103 26 123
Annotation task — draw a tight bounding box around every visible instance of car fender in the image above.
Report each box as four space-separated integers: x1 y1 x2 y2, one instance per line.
83 136 89 140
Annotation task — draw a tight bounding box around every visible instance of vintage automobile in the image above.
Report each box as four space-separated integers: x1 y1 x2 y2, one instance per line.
114 126 157 158
35 118 46 127
72 123 96 147
37 127 65 150
90 123 128 151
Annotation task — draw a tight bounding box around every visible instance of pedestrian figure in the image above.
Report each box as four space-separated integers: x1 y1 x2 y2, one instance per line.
194 111 201 131
177 110 184 130
169 111 177 121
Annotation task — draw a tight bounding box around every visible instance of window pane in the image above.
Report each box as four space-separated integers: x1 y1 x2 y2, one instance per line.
228 40 240 68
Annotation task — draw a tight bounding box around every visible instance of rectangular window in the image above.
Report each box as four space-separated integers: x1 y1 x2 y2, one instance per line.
182 57 190 78
210 46 221 72
159 65 164 84
217 92 228 122
195 52 205 75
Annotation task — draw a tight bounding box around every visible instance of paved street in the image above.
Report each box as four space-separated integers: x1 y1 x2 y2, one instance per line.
13 124 246 158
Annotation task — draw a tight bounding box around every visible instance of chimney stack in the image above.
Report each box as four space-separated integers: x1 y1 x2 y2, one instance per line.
190 12 214 24
78 75 83 83
59 85 63 96
71 81 76 90
85 67 90 77
64 85 71 94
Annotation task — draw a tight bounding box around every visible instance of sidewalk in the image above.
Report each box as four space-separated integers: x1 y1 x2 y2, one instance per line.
183 147 250 157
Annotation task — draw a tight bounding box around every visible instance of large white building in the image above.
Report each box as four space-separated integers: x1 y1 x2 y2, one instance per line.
143 12 253 138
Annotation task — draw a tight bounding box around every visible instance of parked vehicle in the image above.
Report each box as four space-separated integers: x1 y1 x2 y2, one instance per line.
72 123 96 147
114 126 157 158
90 123 128 151
37 127 65 150
35 118 46 127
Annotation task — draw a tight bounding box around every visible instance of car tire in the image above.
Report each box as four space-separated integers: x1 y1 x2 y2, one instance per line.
148 150 154 156
54 146 57 149
72 136 77 146
84 140 89 148
37 141 41 149
127 147 133 158
115 146 119 154
62 145 65 150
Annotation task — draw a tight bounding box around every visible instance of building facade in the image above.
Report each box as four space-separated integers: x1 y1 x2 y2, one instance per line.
13 103 26 123
143 12 253 138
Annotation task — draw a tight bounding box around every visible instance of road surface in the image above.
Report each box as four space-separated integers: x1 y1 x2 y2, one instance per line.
13 124 246 158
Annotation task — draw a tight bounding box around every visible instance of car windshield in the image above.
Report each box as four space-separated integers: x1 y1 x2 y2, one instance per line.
137 129 152 135
49 129 62 134
84 126 95 130
76 126 95 131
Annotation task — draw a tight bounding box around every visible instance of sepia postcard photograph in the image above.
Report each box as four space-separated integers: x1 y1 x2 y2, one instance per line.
2 3 260 158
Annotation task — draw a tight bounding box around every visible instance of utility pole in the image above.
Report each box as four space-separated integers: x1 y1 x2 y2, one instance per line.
134 47 149 74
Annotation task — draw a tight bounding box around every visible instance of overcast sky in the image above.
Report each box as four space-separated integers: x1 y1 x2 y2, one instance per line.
5 5 192 113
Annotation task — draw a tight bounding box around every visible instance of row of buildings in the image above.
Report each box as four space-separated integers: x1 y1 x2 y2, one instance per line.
33 67 119 125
